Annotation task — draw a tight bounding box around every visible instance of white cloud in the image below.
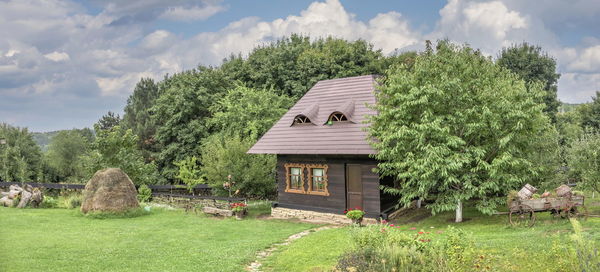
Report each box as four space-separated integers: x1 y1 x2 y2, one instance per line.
160 4 225 21
44 51 70 62
567 45 600 73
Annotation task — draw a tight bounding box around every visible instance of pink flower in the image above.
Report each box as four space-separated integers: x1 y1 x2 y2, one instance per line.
410 227 416 230
389 224 394 227
418 231 424 235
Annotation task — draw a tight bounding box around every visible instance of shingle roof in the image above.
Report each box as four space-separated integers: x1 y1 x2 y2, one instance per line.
247 75 377 155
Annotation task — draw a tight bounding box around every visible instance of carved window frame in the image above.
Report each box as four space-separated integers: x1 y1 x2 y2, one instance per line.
307 164 330 196
284 163 306 194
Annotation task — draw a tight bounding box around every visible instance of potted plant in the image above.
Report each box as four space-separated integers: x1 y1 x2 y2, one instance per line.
344 207 365 226
231 202 247 220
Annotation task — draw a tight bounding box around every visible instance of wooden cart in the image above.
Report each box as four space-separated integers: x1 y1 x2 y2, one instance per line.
509 195 588 227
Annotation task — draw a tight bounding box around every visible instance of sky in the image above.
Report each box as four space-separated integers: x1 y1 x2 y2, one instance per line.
1 0 599 132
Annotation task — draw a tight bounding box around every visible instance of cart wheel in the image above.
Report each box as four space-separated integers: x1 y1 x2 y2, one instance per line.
509 204 536 227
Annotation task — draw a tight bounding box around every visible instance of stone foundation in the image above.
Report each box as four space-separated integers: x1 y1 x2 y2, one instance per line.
271 207 378 225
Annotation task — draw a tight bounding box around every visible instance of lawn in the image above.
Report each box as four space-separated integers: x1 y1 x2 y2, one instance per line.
0 206 315 272
262 199 600 272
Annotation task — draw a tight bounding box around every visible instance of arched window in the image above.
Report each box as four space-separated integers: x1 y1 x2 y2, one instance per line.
293 115 312 124
328 112 348 122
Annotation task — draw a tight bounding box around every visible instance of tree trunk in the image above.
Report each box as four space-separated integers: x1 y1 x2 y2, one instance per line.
416 198 422 208
455 200 463 223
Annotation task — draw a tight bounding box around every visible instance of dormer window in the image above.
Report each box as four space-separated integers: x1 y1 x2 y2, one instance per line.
328 112 348 122
293 115 312 124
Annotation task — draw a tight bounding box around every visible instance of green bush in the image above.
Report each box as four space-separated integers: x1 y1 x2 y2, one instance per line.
137 184 152 203
40 196 58 208
64 194 82 209
570 218 600 271
337 224 479 272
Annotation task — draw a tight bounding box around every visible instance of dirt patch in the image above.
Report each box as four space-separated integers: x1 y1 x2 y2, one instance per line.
446 217 472 223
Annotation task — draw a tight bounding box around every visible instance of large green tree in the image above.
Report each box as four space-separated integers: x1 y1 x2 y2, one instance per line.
369 41 554 222
199 134 276 198
0 123 42 182
123 78 161 157
497 43 561 122
44 130 92 183
151 67 233 180
580 92 600 130
221 35 388 98
87 125 163 185
208 86 293 140
567 130 600 193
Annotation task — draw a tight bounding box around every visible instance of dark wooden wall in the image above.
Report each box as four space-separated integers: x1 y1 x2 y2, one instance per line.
276 155 381 218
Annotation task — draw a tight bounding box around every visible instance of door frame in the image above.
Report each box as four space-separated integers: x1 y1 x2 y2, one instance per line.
345 163 363 210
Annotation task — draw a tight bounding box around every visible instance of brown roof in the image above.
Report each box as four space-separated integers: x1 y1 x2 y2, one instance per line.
247 75 377 155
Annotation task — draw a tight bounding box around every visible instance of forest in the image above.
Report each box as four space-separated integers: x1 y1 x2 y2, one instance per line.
1 35 600 204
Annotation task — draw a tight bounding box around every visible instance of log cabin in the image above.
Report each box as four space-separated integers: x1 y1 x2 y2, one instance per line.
248 75 396 222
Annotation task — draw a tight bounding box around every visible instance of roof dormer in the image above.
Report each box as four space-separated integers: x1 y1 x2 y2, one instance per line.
292 104 319 126
325 100 355 125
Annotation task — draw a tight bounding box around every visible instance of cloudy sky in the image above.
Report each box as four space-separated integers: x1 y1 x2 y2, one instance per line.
1 0 599 132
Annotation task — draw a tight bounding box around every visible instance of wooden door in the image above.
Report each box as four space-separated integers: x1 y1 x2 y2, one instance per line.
346 164 363 210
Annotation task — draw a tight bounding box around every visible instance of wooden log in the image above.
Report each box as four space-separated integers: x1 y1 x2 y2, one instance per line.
0 196 13 207
518 184 537 200
202 206 233 217
17 189 32 208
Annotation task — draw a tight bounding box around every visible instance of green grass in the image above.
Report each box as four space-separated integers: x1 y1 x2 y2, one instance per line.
262 197 600 272
261 228 350 272
0 206 316 272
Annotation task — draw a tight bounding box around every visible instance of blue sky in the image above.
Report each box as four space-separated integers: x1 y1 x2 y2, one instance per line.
1 0 599 132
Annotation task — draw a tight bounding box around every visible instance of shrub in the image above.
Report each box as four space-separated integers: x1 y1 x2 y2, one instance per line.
344 208 365 221
64 194 82 209
338 224 479 272
570 218 600 271
40 196 58 208
137 184 152 203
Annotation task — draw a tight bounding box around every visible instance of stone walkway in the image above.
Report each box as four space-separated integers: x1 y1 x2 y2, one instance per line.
246 225 336 272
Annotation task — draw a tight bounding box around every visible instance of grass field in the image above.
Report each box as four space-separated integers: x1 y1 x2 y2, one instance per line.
0 206 315 272
262 200 600 272
1 198 599 272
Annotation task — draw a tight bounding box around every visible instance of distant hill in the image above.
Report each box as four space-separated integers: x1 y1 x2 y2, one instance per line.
32 131 61 152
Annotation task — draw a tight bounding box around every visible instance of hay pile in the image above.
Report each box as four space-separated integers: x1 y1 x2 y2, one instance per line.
81 168 139 214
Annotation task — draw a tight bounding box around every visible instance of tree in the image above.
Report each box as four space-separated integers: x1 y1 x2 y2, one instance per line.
200 134 276 198
44 130 91 182
580 92 600 130
567 130 600 193
0 123 42 182
208 86 294 140
221 34 387 98
88 125 163 185
369 41 553 222
151 67 233 180
174 156 204 193
96 111 122 131
123 78 161 157
497 43 561 122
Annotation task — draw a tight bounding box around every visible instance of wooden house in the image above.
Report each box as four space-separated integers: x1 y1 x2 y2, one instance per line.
248 75 396 222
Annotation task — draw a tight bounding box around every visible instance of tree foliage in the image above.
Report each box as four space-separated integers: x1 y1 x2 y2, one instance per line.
88 125 162 185
44 130 92 183
580 92 600 130
567 130 600 193
221 34 388 98
199 134 276 198
369 41 554 217
0 123 42 182
208 86 294 140
123 78 161 156
497 43 561 122
150 68 234 180
96 111 122 131
174 156 204 193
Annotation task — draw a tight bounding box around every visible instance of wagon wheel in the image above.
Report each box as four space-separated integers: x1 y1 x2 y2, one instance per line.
509 204 536 227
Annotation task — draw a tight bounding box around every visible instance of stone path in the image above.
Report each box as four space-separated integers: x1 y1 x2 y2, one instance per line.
246 225 336 272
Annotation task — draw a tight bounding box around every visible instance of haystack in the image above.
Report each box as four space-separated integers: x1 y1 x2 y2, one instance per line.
81 168 139 213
